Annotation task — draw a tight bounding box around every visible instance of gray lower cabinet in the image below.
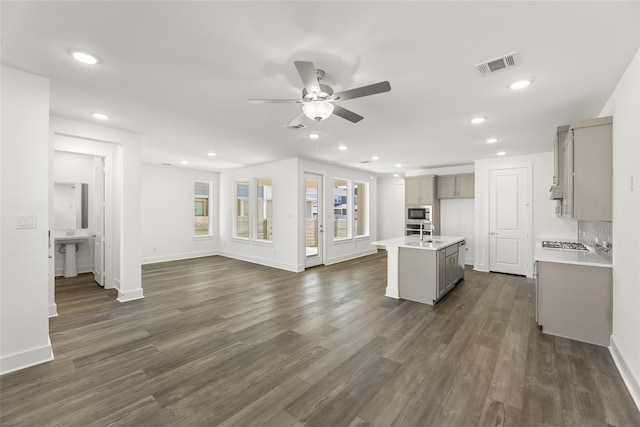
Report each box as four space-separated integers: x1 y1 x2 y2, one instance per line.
536 261 612 346
400 242 463 304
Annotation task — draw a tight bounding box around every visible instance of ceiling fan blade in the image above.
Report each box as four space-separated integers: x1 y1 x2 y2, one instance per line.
332 104 364 123
247 99 302 104
286 111 307 128
334 81 391 101
294 61 321 94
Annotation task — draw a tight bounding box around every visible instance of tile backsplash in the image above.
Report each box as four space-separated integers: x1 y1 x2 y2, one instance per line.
578 220 612 261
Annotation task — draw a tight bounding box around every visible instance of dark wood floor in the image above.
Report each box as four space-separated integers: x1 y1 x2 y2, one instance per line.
2 252 639 426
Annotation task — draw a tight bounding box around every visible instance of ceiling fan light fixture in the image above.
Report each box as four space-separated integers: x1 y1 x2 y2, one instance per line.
303 101 334 121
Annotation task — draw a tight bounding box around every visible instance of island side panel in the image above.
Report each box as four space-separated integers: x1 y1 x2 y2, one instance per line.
398 247 438 305
384 246 400 299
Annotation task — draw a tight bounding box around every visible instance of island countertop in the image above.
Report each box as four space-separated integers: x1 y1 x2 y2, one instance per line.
371 235 466 251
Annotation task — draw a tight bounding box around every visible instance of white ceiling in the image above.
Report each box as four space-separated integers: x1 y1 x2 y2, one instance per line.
2 1 639 175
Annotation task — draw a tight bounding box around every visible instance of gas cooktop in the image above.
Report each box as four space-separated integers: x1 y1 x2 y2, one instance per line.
542 241 590 251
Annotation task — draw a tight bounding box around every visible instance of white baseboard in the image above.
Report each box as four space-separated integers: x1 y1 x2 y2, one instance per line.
54 264 93 277
141 249 219 265
220 250 302 272
325 248 377 266
609 336 640 412
0 337 54 375
48 303 58 318
385 287 399 299
116 287 144 303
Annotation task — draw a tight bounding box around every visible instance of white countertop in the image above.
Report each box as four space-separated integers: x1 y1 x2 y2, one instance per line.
534 242 612 268
371 235 466 251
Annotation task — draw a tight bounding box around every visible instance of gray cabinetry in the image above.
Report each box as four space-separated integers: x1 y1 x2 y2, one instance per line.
405 175 440 234
399 241 465 304
437 174 474 199
536 261 612 346
405 176 436 205
560 116 612 220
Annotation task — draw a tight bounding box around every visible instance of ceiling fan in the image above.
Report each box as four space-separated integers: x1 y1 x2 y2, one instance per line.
248 61 391 128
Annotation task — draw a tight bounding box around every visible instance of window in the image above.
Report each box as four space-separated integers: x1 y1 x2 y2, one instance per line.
354 181 368 237
334 178 350 239
235 179 250 238
256 177 273 241
194 181 212 237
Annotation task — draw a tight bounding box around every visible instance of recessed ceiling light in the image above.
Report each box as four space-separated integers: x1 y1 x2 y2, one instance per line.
486 137 498 144
395 163 402 168
393 174 400 178
207 152 216 157
497 151 507 156
180 160 188 165
510 80 531 90
338 144 348 150
91 112 109 120
371 155 380 160
309 133 320 140
72 51 98 65
471 117 486 124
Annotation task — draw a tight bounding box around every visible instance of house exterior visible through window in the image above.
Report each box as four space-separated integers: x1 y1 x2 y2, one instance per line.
256 177 273 241
194 181 212 236
334 178 350 239
354 181 368 237
235 179 250 238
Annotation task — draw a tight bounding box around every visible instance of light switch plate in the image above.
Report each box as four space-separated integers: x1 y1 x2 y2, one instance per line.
16 214 37 229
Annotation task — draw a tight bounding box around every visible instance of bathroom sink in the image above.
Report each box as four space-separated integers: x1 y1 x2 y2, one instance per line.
55 235 90 245
55 235 90 278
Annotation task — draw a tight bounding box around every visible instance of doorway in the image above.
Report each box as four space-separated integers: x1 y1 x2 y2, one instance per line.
305 173 324 268
489 167 528 275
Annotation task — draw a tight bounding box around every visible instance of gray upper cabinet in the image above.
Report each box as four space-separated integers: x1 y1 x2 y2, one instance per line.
561 116 613 221
437 174 474 199
405 176 436 205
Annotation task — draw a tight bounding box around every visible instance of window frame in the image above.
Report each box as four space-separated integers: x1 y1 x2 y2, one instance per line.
333 177 352 241
254 176 273 243
353 180 369 238
193 181 213 239
233 178 251 240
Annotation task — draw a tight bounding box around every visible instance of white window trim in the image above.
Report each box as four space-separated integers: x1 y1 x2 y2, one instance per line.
354 180 369 238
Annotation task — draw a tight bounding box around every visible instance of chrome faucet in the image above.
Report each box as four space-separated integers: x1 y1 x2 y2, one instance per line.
420 220 433 241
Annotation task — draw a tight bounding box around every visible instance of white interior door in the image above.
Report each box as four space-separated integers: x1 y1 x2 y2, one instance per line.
489 167 527 275
93 157 105 286
305 173 323 268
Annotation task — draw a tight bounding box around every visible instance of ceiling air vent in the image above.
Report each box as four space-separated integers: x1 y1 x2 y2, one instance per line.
285 123 308 130
474 52 520 76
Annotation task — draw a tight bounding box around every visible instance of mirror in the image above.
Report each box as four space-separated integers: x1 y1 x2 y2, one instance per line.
54 182 88 229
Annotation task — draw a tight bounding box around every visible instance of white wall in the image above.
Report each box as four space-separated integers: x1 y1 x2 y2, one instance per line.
299 159 378 267
377 176 405 240
53 151 96 276
474 152 577 277
0 67 53 374
219 158 300 271
600 47 640 408
141 164 219 264
440 199 475 264
219 157 378 272
51 117 143 302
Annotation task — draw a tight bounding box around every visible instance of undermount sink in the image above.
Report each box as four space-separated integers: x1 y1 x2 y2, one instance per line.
55 235 90 278
406 239 441 247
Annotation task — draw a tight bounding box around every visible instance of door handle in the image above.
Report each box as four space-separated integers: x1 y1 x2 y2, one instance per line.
319 224 324 233
490 232 498 235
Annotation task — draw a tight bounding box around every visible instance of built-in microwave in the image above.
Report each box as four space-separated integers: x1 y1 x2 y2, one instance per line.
407 206 431 221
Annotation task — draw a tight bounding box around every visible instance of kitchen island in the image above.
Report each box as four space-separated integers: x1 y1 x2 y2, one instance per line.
371 235 466 305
